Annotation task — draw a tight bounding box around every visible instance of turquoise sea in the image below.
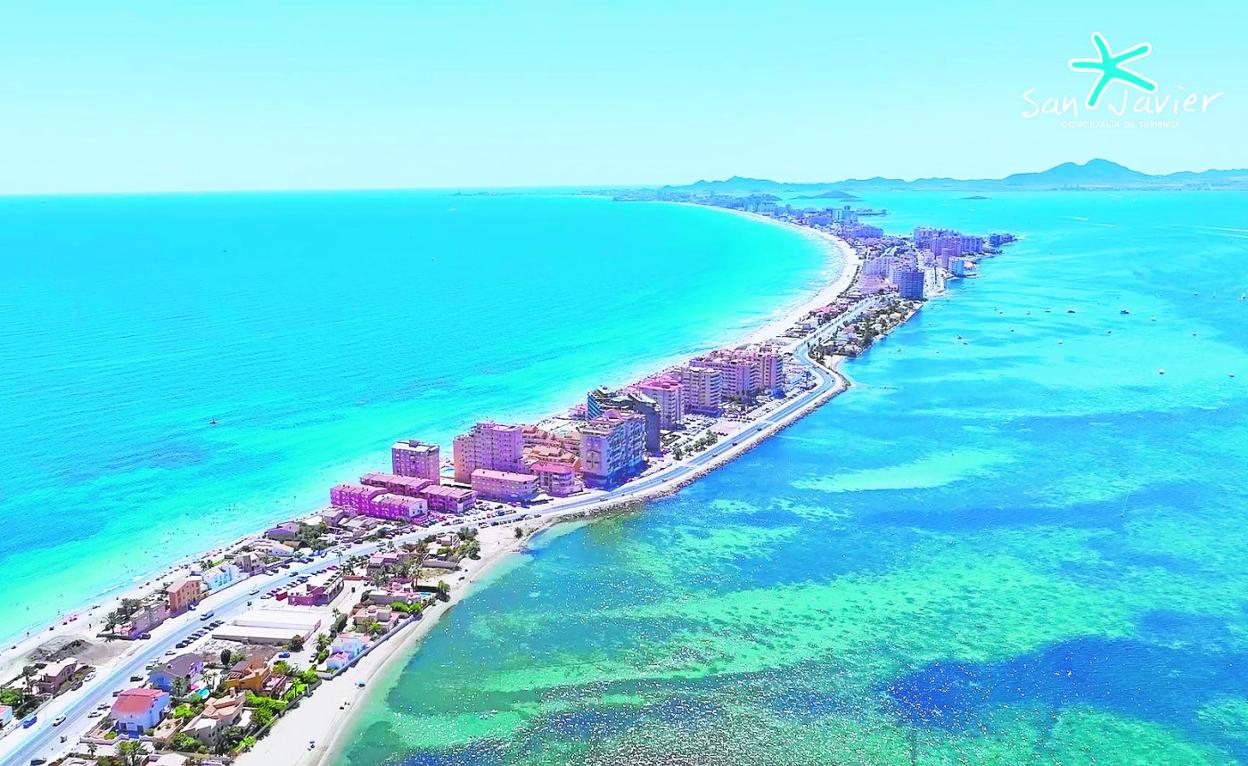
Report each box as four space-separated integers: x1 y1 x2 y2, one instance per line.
0 193 831 643
334 192 1248 765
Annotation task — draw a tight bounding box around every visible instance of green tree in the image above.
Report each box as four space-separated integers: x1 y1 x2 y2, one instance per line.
172 675 189 700
220 648 233 666
288 634 305 652
215 724 246 754
117 740 148 766
171 732 204 753
252 706 275 728
20 664 37 695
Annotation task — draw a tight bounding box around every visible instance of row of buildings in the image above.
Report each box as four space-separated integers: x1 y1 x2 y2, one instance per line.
309 341 790 512
110 562 249 640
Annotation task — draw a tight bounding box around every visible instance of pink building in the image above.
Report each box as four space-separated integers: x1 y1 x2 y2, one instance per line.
420 484 478 514
390 439 441 482
369 493 429 522
330 483 386 514
637 374 685 429
752 348 784 395
453 422 526 483
530 460 583 497
690 346 782 400
692 351 760 402
679 365 723 415
579 409 646 488
471 469 539 502
360 473 432 497
287 571 345 606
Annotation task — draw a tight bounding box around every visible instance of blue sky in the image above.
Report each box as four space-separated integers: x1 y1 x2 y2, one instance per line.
1 1 1244 193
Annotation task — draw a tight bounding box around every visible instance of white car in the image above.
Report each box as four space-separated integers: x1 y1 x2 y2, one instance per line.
52 715 66 726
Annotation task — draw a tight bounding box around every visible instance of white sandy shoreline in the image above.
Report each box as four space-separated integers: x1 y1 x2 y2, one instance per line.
238 210 864 766
2 205 865 766
2 201 854 654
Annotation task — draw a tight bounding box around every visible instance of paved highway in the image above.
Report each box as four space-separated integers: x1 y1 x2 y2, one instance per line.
1 336 840 766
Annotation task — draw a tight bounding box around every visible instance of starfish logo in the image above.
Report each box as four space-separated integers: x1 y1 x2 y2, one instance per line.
1068 33 1158 108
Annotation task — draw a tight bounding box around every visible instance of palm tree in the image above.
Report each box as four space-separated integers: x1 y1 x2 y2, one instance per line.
172 675 189 700
20 665 37 696
117 740 148 766
86 742 98 759
202 668 222 693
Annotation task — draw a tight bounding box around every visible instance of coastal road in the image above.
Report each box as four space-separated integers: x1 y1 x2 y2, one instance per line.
0 337 841 766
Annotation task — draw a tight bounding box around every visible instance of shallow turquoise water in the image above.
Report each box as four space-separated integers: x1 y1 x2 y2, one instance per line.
337 192 1248 765
0 192 829 642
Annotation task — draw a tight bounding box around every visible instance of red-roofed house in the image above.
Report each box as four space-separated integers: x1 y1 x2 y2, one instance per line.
111 688 171 734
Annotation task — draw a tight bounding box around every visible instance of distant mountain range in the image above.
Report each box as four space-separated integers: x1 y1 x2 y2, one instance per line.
659 160 1248 193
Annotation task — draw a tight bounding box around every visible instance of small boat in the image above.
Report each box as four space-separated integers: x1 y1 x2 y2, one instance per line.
1158 368 1166 375
209 418 219 425
1120 309 1130 315
1066 308 1077 314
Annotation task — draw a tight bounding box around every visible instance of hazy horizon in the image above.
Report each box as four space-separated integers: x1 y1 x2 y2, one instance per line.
3 157 1245 199
2 1 1244 195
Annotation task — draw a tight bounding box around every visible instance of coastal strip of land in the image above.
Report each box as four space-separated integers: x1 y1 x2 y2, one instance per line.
0 199 1012 766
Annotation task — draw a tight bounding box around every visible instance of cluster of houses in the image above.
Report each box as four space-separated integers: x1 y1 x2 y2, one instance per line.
107 561 248 641
0 655 94 729
75 646 302 757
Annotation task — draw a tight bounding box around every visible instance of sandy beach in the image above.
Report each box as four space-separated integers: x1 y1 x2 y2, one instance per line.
243 350 853 766
718 209 863 347
234 518 555 766
233 214 863 766
1 210 863 766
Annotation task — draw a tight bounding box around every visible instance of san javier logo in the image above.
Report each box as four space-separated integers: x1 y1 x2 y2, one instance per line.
1021 33 1224 128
